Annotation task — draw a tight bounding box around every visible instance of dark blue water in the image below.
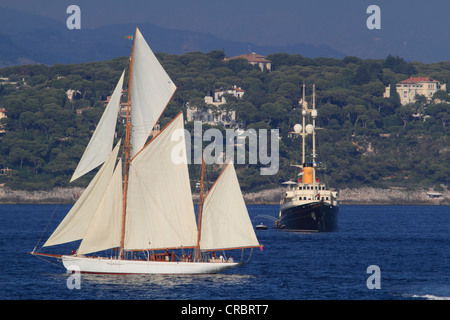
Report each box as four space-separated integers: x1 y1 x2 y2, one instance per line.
0 204 449 300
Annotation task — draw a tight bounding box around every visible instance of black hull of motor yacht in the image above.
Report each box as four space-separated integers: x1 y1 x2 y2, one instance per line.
275 202 338 232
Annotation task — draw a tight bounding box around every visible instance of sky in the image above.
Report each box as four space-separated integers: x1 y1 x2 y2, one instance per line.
1 0 449 62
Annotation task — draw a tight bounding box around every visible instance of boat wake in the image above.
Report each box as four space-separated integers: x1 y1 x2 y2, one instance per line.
411 294 450 300
254 214 278 222
401 285 450 300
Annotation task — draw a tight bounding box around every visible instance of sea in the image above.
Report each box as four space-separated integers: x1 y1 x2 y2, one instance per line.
0 204 449 308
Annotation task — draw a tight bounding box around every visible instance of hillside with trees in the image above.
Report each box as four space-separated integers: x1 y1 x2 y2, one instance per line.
0 51 449 193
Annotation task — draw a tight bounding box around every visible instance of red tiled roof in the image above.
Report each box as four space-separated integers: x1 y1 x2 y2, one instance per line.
224 52 271 63
399 76 438 84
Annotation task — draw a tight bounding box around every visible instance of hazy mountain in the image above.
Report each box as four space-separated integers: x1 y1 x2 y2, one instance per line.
0 7 344 67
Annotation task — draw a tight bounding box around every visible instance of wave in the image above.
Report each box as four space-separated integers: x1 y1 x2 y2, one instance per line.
412 294 450 300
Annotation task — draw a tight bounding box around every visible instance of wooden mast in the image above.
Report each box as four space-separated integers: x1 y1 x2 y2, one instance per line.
120 27 137 259
195 152 205 262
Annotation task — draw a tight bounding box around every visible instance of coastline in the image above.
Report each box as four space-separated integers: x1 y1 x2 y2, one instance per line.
0 186 84 205
243 186 449 206
0 185 448 206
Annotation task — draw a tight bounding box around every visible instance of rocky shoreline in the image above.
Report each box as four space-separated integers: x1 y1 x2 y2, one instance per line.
243 187 449 205
0 187 84 205
0 185 448 206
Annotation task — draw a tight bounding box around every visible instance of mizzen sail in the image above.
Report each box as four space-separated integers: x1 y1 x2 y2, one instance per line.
200 162 260 251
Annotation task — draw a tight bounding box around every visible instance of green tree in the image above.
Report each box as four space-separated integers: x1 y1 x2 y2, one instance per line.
354 64 371 85
427 103 450 132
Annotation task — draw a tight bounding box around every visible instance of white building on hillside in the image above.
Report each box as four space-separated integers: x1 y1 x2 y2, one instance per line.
384 76 447 105
186 85 245 128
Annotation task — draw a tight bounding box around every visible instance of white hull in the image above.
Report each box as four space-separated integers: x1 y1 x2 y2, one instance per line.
62 255 240 274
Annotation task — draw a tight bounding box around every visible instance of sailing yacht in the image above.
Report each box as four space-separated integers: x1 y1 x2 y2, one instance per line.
31 27 261 274
274 85 338 232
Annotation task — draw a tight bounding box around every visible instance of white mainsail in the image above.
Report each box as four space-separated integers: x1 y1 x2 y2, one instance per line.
43 142 121 247
130 28 177 157
71 71 125 182
200 162 260 251
124 113 198 251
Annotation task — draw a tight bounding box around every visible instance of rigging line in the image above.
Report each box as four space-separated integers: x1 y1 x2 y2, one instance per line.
130 111 183 162
241 247 253 264
316 117 331 185
33 204 60 252
33 254 65 269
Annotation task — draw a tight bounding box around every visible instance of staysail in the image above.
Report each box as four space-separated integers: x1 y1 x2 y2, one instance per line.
77 158 123 255
43 142 121 248
124 113 198 251
130 28 177 157
71 71 125 182
200 162 260 251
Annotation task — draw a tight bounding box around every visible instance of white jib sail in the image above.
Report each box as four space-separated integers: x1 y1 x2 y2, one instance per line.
200 162 260 251
43 142 121 248
71 70 125 182
130 28 177 157
125 113 197 250
77 159 123 255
